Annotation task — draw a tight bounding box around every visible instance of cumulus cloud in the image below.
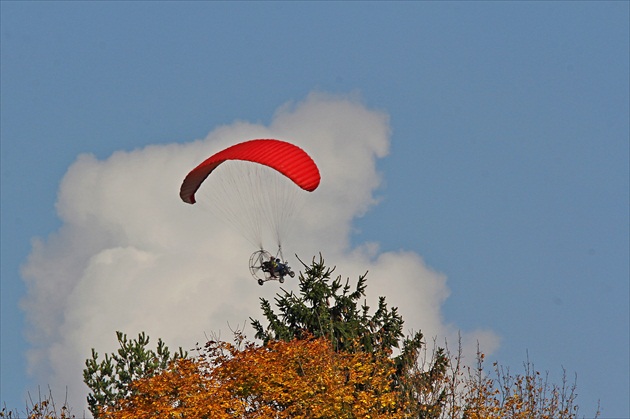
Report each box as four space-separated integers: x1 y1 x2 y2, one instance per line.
21 92 499 410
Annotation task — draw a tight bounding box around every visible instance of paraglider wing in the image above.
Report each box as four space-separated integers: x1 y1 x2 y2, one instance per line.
180 139 320 204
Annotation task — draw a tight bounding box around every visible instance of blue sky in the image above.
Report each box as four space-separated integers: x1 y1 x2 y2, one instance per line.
1 2 628 417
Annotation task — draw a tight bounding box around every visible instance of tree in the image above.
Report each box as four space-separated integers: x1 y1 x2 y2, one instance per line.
83 331 186 418
251 255 404 353
0 387 75 419
456 350 595 419
99 335 404 419
251 255 449 418
388 338 599 419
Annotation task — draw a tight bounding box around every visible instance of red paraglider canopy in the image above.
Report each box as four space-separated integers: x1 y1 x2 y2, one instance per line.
180 139 320 204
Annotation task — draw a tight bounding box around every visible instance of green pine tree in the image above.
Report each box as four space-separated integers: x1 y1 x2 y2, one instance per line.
83 331 186 418
250 254 450 418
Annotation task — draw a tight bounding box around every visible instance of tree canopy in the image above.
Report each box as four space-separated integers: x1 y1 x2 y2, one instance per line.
81 255 596 419
99 335 403 419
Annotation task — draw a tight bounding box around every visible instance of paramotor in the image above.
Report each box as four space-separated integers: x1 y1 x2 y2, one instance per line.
180 139 319 285
249 249 295 286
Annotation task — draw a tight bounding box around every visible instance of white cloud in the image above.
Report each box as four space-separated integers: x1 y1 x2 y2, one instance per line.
21 92 499 411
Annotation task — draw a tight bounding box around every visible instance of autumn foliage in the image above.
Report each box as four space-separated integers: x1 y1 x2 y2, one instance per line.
99 335 402 419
